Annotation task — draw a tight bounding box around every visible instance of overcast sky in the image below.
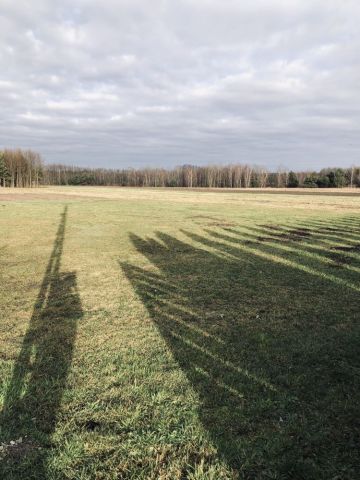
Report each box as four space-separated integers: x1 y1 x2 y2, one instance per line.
1 0 359 169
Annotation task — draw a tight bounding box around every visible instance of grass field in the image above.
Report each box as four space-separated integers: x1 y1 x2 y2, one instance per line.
0 186 360 479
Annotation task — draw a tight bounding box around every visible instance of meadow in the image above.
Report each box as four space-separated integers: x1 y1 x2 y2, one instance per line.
0 186 359 479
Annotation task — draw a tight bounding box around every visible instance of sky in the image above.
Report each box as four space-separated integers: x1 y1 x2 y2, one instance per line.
0 0 359 170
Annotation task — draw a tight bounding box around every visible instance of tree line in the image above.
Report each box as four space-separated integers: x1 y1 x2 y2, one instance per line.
42 163 360 188
1 148 360 188
0 149 43 187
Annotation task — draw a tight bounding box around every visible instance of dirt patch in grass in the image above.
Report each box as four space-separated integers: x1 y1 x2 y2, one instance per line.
328 253 352 267
83 420 101 431
190 215 222 221
190 214 237 227
259 225 312 239
1 439 39 460
289 228 312 237
207 221 237 227
256 236 277 243
260 224 281 230
256 228 312 243
0 193 95 201
321 227 343 232
331 244 360 252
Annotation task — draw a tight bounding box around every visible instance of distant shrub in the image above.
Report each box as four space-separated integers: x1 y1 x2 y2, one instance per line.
166 179 178 187
303 176 318 188
328 169 346 188
68 174 96 185
287 171 299 188
316 175 330 188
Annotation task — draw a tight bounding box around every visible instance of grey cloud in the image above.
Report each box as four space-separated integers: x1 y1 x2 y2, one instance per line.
0 0 359 169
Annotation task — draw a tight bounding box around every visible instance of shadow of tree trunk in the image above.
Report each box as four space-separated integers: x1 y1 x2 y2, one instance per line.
1 206 82 478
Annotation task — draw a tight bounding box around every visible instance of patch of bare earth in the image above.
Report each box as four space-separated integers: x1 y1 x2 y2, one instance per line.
0 193 97 201
331 244 360 252
257 226 312 243
0 438 39 460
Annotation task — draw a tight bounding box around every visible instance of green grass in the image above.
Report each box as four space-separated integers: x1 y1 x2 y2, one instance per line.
0 187 360 479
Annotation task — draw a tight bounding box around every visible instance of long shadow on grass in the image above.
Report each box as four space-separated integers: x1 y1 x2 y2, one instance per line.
121 216 360 479
0 206 82 478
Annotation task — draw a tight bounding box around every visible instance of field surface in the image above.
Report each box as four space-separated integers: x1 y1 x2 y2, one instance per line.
0 186 360 479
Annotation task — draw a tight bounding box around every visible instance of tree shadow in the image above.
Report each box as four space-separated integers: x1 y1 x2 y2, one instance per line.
121 216 360 478
205 219 360 286
1 206 82 478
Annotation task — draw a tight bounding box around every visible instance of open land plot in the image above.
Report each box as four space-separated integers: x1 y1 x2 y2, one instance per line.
0 186 360 479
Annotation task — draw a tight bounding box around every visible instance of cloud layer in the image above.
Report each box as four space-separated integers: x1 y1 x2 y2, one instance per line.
1 0 359 169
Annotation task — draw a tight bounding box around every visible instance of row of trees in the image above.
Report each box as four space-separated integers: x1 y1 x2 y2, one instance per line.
299 169 358 188
0 149 43 187
43 164 360 188
1 149 359 188
43 163 269 188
